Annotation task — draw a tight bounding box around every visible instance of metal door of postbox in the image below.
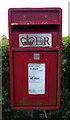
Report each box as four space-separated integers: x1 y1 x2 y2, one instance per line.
13 52 57 106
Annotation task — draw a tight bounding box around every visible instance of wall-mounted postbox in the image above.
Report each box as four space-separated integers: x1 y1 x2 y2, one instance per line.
8 8 62 110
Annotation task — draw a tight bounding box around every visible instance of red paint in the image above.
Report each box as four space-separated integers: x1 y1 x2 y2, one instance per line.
8 8 62 109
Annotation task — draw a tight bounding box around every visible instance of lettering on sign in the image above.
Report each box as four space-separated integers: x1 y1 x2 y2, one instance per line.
28 63 45 94
19 34 52 47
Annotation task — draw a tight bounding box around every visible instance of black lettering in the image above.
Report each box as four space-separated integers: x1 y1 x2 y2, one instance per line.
44 37 50 45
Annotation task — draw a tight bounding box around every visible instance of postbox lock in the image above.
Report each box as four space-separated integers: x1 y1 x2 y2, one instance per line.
34 53 40 60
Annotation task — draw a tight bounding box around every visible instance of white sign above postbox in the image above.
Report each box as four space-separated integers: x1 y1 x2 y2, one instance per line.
19 34 52 47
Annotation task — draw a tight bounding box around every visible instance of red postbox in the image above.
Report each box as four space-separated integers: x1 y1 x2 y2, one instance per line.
8 8 62 110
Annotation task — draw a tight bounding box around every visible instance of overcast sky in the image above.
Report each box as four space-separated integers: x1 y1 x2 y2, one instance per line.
0 0 69 38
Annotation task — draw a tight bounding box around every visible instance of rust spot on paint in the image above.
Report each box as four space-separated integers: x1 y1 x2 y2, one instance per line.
11 23 18 25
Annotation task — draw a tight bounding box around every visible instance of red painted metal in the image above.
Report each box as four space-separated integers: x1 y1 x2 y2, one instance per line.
8 8 62 110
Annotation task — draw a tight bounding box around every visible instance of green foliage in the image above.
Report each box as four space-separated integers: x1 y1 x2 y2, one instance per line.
1 35 70 119
61 36 70 120
2 46 9 73
62 36 70 89
0 34 8 48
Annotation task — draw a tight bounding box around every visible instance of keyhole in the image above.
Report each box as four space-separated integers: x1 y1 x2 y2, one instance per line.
21 80 23 83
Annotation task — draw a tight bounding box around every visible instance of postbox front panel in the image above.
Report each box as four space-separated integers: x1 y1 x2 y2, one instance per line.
13 51 57 107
